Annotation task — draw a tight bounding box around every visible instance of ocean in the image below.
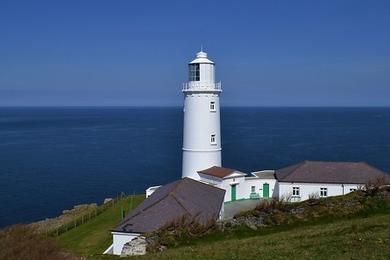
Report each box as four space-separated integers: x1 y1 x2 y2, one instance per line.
0 107 389 228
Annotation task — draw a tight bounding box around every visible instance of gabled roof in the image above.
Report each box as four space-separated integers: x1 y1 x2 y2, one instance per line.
251 170 276 179
112 178 225 234
275 161 389 184
198 166 246 179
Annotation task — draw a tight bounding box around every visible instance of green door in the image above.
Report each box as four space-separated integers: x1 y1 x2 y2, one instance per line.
263 183 269 198
231 184 237 201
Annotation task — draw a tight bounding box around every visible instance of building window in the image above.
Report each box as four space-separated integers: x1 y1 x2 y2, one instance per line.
210 134 216 144
251 186 255 193
188 64 200 81
350 188 356 192
320 187 328 197
209 101 216 111
292 187 300 197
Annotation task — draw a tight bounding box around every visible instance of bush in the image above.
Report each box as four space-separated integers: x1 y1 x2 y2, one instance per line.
254 198 285 213
146 215 216 252
308 192 320 200
0 224 77 260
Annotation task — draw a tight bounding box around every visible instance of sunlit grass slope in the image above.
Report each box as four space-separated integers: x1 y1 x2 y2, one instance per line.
58 195 145 257
135 213 390 260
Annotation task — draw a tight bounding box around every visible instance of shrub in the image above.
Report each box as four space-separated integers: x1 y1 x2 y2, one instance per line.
254 198 285 213
365 176 390 197
308 192 320 200
0 224 77 260
146 215 216 252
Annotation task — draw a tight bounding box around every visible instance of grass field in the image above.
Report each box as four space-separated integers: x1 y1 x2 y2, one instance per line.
57 195 145 257
56 190 390 260
134 213 390 260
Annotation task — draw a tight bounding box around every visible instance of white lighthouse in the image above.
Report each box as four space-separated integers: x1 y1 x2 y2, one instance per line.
181 50 222 180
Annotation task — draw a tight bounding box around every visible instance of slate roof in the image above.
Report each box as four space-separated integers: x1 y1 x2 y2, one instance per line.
198 166 245 178
251 170 276 179
275 161 389 184
112 178 225 234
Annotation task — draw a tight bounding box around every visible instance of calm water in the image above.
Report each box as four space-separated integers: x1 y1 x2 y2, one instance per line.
0 107 389 227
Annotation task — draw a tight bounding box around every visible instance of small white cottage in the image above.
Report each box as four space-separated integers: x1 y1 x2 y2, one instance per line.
274 160 388 202
195 161 388 203
106 177 225 256
197 166 246 202
197 167 278 202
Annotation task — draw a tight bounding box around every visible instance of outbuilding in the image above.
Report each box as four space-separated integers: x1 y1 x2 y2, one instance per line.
198 166 247 202
196 161 389 204
106 177 225 255
247 170 278 199
275 161 389 202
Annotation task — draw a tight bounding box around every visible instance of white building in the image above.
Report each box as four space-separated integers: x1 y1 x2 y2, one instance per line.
107 178 225 256
181 50 222 180
143 50 389 207
246 170 278 199
106 50 390 256
197 166 246 202
196 167 277 202
273 161 388 202
197 161 388 203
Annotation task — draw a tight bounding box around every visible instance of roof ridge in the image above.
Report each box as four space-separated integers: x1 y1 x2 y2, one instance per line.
167 178 192 214
170 192 191 216
170 180 223 219
171 177 186 193
285 161 306 177
304 160 362 164
360 161 388 174
118 180 181 225
121 194 168 223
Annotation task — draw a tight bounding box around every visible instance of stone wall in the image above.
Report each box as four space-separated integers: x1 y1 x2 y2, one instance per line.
121 236 147 256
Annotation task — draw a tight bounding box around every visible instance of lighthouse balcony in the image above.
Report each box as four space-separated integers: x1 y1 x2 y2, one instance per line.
182 82 222 92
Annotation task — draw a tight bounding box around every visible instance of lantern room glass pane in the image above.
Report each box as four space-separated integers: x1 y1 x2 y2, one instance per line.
188 64 200 81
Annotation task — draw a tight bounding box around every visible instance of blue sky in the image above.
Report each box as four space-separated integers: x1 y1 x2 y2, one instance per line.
0 0 389 106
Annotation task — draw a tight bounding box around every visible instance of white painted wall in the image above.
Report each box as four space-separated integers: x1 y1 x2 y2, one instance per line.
244 178 278 198
199 170 363 204
278 182 362 202
199 173 278 202
182 51 222 180
199 173 245 202
199 173 362 203
112 232 140 255
200 63 215 83
219 175 245 202
198 173 223 186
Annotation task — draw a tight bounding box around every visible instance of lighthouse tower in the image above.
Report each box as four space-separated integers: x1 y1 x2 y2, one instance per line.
181 50 222 180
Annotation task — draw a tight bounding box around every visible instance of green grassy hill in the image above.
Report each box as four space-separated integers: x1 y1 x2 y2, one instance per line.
57 195 145 257
54 189 390 260
2 188 388 259
135 213 390 259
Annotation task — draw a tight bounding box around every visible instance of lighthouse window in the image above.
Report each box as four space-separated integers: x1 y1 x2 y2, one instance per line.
210 134 216 144
209 101 216 111
189 64 200 81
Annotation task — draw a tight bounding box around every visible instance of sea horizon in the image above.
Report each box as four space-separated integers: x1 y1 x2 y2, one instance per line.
1 105 390 108
0 107 389 228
